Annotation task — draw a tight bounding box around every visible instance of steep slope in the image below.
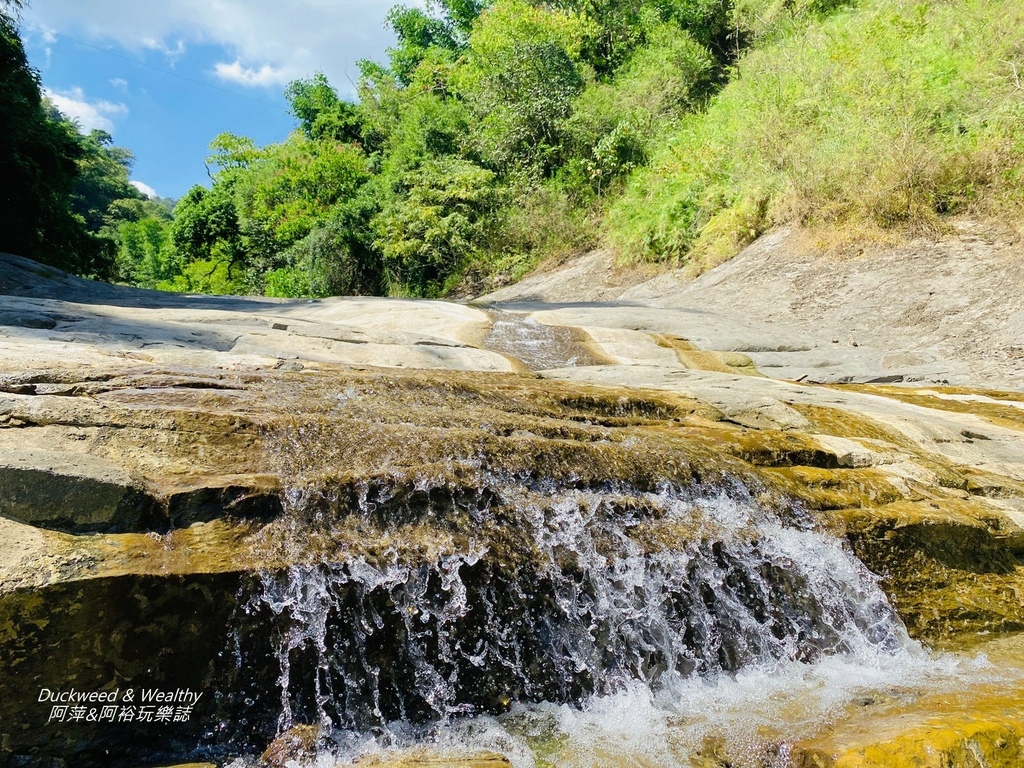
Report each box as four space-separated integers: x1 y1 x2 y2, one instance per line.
479 221 1024 388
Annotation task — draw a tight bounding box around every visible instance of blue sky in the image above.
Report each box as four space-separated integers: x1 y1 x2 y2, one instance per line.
17 1 403 200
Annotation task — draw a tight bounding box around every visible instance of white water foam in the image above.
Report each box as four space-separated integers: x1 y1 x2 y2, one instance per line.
309 647 992 768
236 485 994 767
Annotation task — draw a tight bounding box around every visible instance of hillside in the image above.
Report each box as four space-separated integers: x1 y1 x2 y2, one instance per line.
8 0 1022 300
479 219 1024 389
607 0 1024 271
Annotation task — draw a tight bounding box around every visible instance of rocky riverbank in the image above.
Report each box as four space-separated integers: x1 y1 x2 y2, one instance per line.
1 244 1022 767
479 220 1024 389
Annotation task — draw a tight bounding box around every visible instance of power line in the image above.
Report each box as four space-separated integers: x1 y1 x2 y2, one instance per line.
19 21 288 110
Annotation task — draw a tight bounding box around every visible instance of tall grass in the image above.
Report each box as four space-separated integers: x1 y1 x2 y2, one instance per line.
608 0 1024 266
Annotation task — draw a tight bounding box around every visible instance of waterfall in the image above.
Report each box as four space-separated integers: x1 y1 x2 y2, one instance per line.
233 481 928 765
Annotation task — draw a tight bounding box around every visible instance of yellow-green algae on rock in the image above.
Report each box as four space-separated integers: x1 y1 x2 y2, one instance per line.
1 365 1024 766
791 634 1024 768
355 752 511 767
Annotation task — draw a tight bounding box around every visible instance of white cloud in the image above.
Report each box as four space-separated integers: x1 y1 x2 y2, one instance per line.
141 37 187 61
110 78 129 91
213 61 289 88
21 1 402 94
43 86 128 132
130 180 158 198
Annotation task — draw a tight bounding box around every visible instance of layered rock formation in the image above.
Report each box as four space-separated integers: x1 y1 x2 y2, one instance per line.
0 249 1022 767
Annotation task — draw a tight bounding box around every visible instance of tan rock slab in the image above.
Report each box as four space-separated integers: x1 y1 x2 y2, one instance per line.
0 448 140 530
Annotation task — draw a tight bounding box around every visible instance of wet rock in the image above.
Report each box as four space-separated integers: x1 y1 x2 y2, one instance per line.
842 499 1024 642
355 751 511 767
260 724 319 767
0 569 251 765
792 635 1024 767
0 449 158 532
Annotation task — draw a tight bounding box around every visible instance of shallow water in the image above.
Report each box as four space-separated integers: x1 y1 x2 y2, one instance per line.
482 311 604 370
224 486 990 767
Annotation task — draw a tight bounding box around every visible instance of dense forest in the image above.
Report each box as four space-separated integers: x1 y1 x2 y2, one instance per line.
1 0 173 280
2 0 1022 298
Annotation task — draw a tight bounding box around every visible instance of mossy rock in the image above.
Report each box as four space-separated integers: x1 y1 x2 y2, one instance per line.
3 365 1024 765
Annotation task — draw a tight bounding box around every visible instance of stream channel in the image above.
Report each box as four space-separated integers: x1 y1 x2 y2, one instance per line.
2 308 1022 768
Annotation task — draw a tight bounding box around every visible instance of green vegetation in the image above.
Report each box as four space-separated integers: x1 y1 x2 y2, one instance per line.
609 0 1024 266
2 0 740 295
2 9 91 273
4 0 1023 295
98 0 744 297
1 2 169 278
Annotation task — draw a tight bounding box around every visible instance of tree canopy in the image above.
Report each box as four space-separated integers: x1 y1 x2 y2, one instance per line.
99 0 745 297
14 0 999 298
1 2 156 277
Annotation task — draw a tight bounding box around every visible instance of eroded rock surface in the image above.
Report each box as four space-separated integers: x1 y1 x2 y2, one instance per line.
478 220 1024 388
1 250 1023 767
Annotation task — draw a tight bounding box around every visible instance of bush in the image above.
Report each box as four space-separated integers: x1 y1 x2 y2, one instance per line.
267 207 383 298
372 157 499 295
498 183 596 268
609 0 1024 265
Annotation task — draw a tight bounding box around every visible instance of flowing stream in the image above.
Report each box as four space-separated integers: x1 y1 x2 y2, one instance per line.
224 483 980 767
482 310 605 370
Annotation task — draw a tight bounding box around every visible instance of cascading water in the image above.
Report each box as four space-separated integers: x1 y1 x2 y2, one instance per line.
227 481 941 766
483 311 605 370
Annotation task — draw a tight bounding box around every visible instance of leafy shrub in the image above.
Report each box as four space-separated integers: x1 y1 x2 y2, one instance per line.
267 206 383 297
372 157 499 295
609 0 1024 265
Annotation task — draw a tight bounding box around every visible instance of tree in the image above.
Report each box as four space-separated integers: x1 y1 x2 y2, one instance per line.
456 0 596 174
552 0 741 69
116 215 175 288
431 0 487 37
157 185 245 294
285 73 362 143
18 0 763 298
265 196 383 298
206 132 264 172
2 2 151 278
0 13 90 270
176 130 375 296
69 128 145 234
0 1 25 18
233 133 370 278
385 5 460 85
170 185 242 268
548 0 648 74
373 157 498 295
